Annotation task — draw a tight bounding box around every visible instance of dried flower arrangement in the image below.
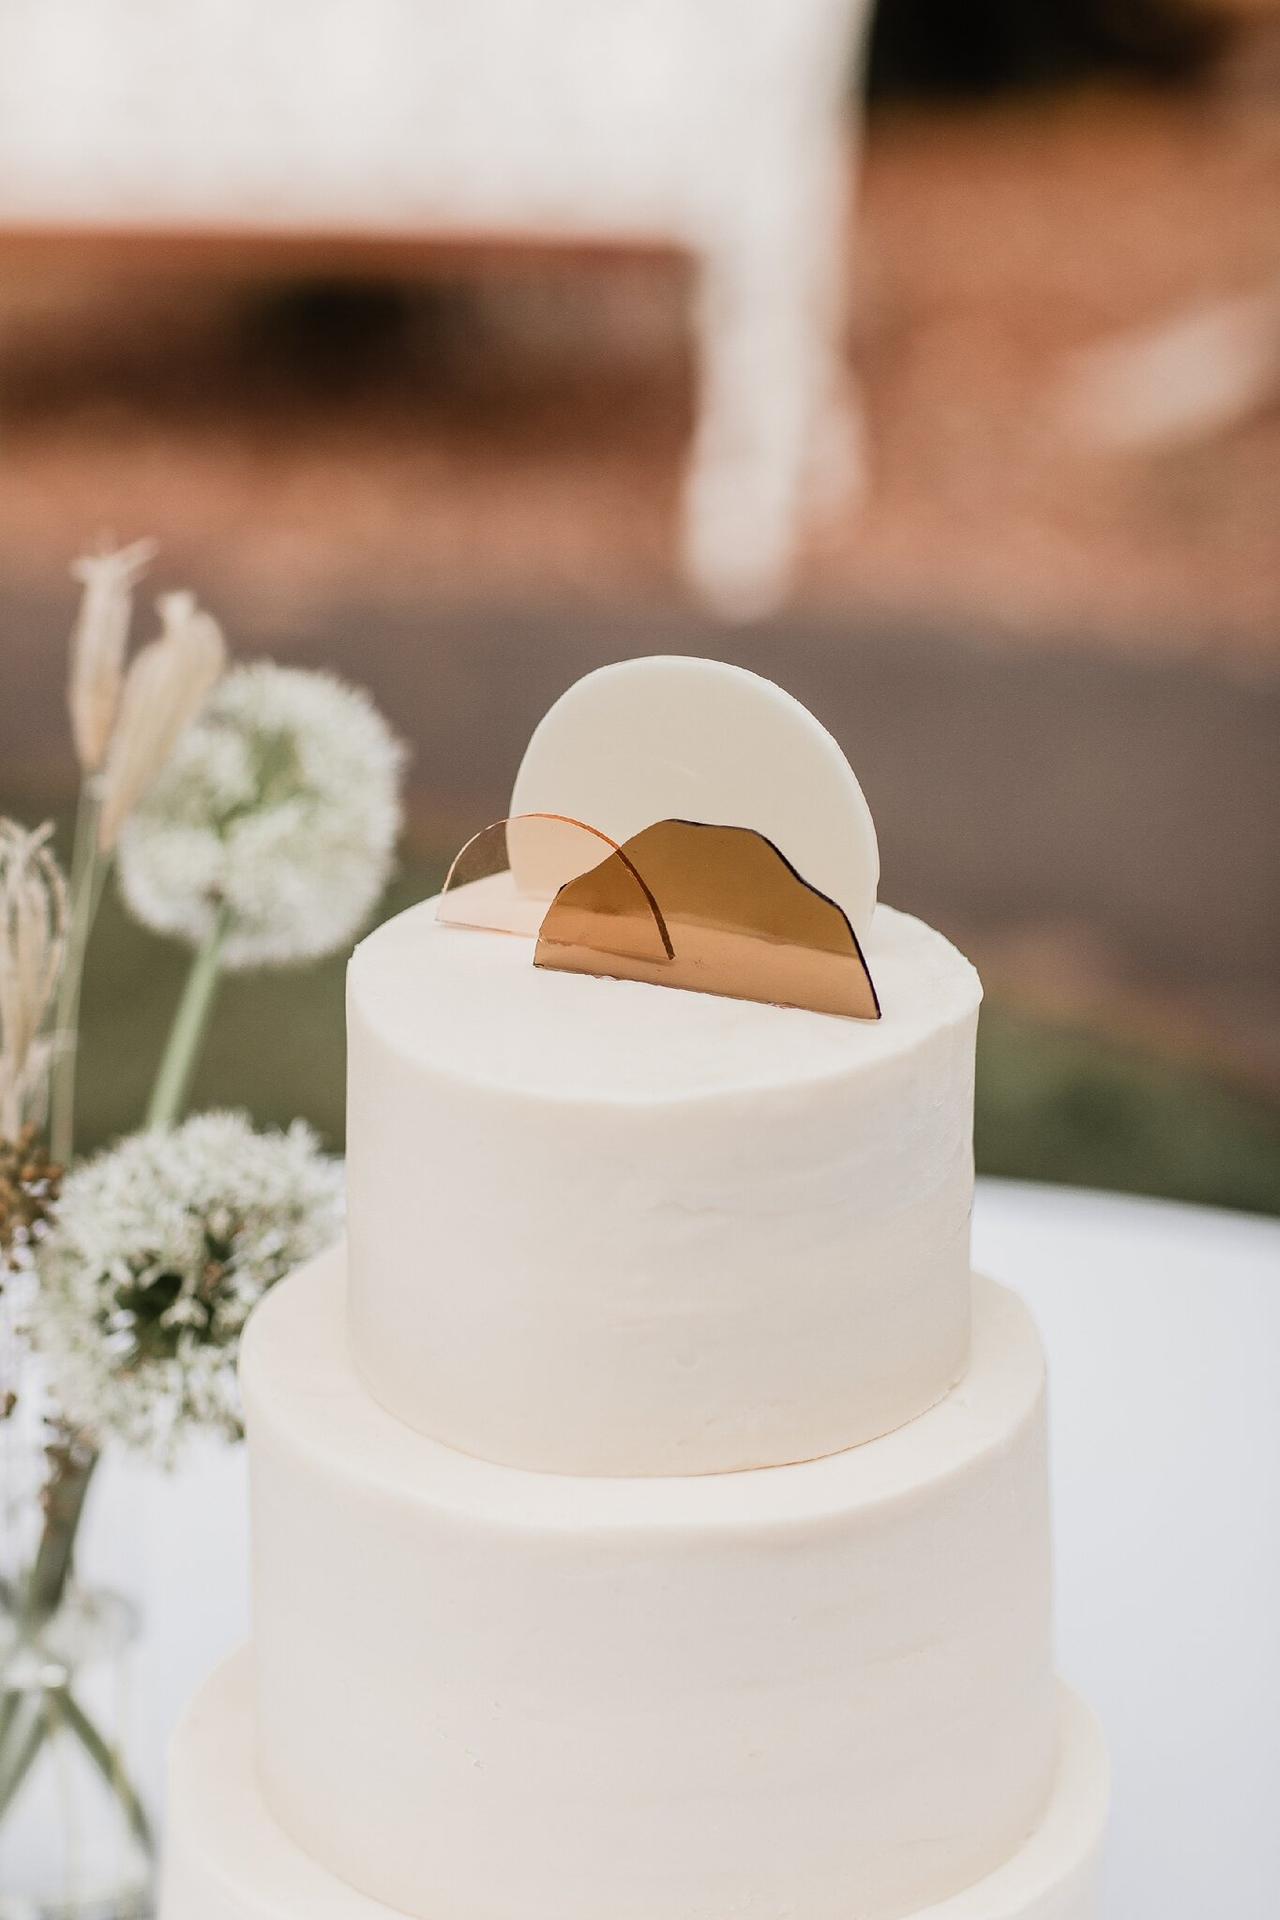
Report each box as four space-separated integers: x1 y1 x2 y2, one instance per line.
0 541 405 1865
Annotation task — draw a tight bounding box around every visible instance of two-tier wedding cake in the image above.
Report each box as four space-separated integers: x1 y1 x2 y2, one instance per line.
160 657 1108 1920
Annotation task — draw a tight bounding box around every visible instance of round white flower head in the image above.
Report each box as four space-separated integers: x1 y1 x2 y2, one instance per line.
29 1112 342 1463
115 663 406 968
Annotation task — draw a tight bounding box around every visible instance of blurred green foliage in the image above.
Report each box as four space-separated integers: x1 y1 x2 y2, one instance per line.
49 842 1279 1219
976 1006 1280 1217
71 865 427 1154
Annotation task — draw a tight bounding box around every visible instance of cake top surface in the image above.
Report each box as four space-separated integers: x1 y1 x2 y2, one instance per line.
349 897 981 1106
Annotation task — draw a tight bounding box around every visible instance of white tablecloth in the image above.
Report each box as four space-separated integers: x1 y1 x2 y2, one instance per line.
83 1180 1280 1916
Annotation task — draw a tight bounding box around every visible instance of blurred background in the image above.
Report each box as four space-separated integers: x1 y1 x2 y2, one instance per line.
1 0 1277 1212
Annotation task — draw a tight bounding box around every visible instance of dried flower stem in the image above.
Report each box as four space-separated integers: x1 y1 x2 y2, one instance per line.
48 780 104 1166
145 902 233 1132
0 823 68 1141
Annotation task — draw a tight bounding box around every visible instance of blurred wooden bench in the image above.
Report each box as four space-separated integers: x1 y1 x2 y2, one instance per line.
0 0 874 615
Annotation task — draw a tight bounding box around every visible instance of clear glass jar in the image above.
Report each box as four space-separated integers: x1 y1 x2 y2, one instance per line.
0 1587 153 1919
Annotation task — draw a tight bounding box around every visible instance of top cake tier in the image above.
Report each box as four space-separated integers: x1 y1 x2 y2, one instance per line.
345 894 981 1476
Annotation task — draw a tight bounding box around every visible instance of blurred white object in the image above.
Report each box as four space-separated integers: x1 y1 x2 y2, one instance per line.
1059 280 1280 450
0 0 877 616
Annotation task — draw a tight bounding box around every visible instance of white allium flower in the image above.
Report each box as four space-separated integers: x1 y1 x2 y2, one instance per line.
115 663 406 969
29 1112 342 1462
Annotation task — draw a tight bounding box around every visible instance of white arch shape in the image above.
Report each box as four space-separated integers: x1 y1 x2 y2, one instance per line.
510 657 879 944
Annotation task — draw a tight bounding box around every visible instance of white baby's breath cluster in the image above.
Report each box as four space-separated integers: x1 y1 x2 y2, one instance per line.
116 662 405 968
29 1111 342 1463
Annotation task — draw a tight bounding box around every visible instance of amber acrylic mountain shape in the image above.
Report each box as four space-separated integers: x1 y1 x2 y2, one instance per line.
535 819 880 1020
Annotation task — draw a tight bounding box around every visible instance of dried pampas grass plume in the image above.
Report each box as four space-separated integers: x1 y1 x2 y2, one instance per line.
67 538 158 775
97 592 226 853
0 821 68 1139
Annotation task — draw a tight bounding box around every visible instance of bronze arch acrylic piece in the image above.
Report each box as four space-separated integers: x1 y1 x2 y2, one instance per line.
437 812 880 1020
437 812 673 959
535 819 880 1021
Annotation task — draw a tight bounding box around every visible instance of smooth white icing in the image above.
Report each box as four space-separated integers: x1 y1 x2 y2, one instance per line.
346 899 981 1474
508 656 881 943
242 1252 1059 1920
161 1654 1107 1920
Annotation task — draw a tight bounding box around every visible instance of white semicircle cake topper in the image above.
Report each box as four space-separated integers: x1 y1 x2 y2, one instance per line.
509 657 879 945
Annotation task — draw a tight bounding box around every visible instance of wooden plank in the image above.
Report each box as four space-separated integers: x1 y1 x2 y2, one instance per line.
0 223 686 283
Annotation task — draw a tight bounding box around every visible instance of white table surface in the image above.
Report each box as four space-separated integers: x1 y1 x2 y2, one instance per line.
81 1179 1280 1917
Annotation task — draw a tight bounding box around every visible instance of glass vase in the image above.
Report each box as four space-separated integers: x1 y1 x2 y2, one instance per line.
0 1587 152 1920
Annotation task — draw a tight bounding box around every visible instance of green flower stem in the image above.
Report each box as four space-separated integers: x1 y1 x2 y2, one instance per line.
145 904 233 1132
49 779 105 1167
0 1688 46 1822
25 1440 99 1624
0 1633 19 1755
0 1685 154 1860
0 1439 98 1776
55 1684 156 1859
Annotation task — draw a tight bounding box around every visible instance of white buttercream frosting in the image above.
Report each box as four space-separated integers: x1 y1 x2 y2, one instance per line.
243 1252 1060 1920
161 1654 1107 1920
346 898 982 1474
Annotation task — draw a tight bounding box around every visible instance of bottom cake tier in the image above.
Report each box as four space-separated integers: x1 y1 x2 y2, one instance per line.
240 1256 1068 1920
161 1652 1108 1920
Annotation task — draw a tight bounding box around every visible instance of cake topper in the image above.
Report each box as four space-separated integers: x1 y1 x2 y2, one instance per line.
438 659 881 1019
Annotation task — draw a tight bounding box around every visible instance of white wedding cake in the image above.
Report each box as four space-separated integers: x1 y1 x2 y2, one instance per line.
160 659 1108 1920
